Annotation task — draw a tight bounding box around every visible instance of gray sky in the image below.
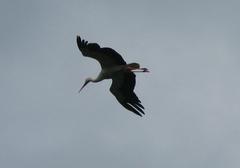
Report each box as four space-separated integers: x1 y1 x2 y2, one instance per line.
1 0 240 168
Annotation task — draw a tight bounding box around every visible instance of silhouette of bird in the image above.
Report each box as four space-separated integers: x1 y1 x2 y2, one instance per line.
76 36 149 116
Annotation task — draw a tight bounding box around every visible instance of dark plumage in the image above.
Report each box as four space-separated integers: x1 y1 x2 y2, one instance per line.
77 36 147 116
77 36 126 68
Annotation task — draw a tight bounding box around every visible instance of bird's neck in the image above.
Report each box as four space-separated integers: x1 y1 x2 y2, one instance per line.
91 75 103 83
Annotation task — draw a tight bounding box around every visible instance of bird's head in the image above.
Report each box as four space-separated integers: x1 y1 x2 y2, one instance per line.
78 77 92 93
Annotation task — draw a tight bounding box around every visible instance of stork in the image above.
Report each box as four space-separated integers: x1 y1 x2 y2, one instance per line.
77 36 149 116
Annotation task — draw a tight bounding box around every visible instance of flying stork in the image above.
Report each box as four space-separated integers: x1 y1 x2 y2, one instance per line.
76 36 149 116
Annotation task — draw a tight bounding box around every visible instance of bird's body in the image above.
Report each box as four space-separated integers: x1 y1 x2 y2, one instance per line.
97 65 125 80
76 36 148 116
89 63 141 82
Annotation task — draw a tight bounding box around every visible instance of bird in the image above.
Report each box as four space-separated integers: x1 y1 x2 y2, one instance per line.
76 35 149 116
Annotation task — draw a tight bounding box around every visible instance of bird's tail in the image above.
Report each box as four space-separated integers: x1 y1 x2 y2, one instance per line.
127 63 140 69
127 63 149 72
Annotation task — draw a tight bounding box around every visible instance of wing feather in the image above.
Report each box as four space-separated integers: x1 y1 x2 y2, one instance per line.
110 71 145 116
76 36 126 68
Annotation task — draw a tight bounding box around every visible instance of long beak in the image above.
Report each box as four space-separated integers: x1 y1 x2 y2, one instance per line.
78 81 89 93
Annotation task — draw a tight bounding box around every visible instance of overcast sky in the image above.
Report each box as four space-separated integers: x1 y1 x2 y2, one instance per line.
1 0 240 168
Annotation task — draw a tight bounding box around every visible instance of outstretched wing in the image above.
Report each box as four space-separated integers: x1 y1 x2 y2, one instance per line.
76 36 126 68
110 71 145 116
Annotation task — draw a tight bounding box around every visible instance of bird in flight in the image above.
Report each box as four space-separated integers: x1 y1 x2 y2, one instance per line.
76 36 149 116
